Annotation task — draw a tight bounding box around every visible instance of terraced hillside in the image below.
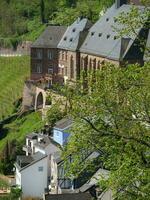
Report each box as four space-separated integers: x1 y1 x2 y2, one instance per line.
0 111 44 153
0 56 30 120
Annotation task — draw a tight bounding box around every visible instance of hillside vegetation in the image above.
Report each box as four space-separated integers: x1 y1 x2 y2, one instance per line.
0 111 44 174
0 0 113 48
0 111 44 152
0 56 30 120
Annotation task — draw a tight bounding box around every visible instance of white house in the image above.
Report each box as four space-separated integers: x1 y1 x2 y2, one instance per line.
15 132 61 198
15 152 49 198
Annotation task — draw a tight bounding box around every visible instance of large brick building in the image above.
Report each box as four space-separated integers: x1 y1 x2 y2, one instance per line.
30 26 67 85
24 0 149 110
57 18 92 84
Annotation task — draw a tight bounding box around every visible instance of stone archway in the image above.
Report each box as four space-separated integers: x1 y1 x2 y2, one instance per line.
35 87 46 110
36 92 44 109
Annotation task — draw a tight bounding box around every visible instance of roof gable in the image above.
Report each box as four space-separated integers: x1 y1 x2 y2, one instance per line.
80 4 144 61
32 26 67 48
54 118 72 131
58 18 92 51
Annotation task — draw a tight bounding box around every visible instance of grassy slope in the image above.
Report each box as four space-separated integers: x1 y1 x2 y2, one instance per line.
0 56 44 153
0 111 44 152
0 56 30 120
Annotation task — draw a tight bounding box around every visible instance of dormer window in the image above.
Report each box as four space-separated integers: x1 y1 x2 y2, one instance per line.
72 28 76 32
99 33 102 37
91 32 95 36
70 38 73 42
107 34 110 39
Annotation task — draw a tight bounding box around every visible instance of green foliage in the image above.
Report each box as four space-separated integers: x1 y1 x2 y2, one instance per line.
0 111 44 174
0 56 30 120
0 0 113 44
63 62 150 199
10 186 22 199
46 103 64 128
113 2 150 57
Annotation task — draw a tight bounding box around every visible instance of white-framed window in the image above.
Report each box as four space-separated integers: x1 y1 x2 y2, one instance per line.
38 166 43 172
48 67 53 74
36 63 42 73
36 49 43 59
48 50 53 60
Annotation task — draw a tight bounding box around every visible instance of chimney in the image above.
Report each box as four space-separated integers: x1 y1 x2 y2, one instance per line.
115 0 128 9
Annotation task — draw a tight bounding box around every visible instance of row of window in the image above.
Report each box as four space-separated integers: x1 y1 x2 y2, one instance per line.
35 50 53 60
35 63 53 74
58 56 74 79
59 51 67 61
81 57 105 70
35 50 68 61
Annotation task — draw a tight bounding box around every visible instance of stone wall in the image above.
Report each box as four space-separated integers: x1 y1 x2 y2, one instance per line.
0 41 32 57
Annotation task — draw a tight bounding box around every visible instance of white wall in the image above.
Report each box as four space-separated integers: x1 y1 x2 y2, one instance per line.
21 156 49 198
35 146 46 155
15 167 21 187
25 138 37 155
50 155 58 193
53 129 63 146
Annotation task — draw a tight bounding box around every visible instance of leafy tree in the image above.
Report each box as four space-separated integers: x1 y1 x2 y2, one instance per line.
40 0 45 23
62 62 150 199
46 103 64 130
113 0 150 58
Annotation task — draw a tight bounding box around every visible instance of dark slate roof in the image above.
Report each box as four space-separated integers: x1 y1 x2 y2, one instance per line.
32 26 67 48
80 4 144 61
15 152 47 171
35 135 61 150
78 168 109 192
45 193 92 200
57 18 92 51
54 118 72 131
144 29 150 62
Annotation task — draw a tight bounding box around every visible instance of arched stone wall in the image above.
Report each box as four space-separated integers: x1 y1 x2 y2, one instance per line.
34 87 46 110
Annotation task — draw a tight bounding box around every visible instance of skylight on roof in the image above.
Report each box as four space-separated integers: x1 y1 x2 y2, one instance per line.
114 36 117 40
64 37 67 41
72 28 76 32
70 38 73 42
91 32 95 36
99 33 102 37
107 35 110 39
106 18 109 21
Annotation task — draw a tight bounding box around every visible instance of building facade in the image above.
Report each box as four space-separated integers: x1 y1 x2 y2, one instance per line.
15 152 49 198
24 0 149 111
30 0 148 86
57 18 92 83
31 26 67 85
